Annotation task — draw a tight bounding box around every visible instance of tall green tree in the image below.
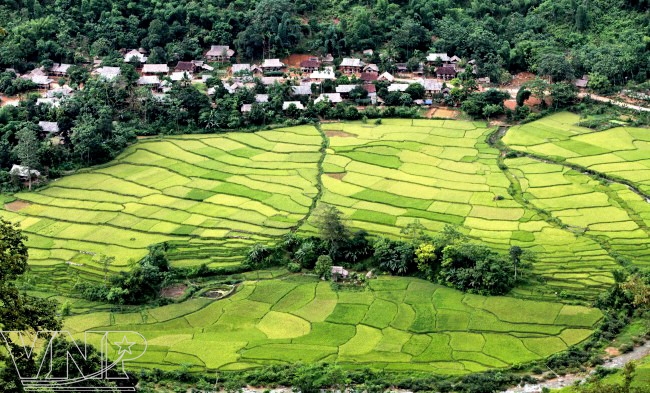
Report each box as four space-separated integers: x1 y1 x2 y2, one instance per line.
313 205 349 259
13 125 40 190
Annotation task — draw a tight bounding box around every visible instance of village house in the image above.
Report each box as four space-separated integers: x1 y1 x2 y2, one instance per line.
378 72 394 82
339 58 364 74
231 64 251 75
282 101 305 110
137 75 161 88
387 83 409 92
205 45 234 62
142 64 169 75
291 84 313 96
310 67 336 81
192 60 214 71
335 84 357 97
359 71 378 83
30 75 53 89
362 49 374 57
363 64 379 73
426 53 450 65
46 85 73 98
254 94 269 103
261 76 284 86
300 58 321 73
321 53 334 64
50 63 71 77
395 63 408 74
124 49 147 63
314 93 343 104
174 61 197 73
449 55 461 68
331 266 349 282
10 164 40 180
36 98 60 107
574 75 589 89
261 59 285 73
240 104 252 113
170 71 192 85
435 66 457 80
223 81 245 94
38 121 60 135
419 79 447 96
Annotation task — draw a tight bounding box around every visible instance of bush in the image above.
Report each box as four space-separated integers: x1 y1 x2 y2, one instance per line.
287 262 302 273
314 255 332 280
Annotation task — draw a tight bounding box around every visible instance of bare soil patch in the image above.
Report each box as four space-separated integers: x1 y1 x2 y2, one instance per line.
325 130 356 137
1 95 22 107
281 54 315 68
5 200 30 212
505 72 537 88
605 347 621 357
160 284 187 299
325 173 346 180
431 108 459 119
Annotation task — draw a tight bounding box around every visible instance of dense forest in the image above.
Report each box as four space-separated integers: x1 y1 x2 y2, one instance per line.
0 0 648 83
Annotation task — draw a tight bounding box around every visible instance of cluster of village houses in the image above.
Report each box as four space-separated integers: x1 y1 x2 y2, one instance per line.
9 45 483 117
7 45 486 181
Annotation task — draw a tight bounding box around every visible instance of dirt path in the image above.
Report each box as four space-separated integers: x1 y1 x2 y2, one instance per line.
578 93 650 112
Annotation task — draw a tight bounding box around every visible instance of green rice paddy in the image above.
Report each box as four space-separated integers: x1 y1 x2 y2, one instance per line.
64 275 601 373
2 126 322 290
5 115 650 373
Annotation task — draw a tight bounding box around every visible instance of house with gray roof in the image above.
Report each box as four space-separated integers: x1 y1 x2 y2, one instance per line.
205 45 234 61
282 101 305 110
339 58 364 74
142 64 169 75
314 93 343 104
124 49 147 63
261 59 285 72
38 121 60 134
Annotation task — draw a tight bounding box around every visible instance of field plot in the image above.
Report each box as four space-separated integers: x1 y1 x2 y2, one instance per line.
504 112 650 194
65 276 601 373
508 157 650 268
312 119 618 296
1 126 322 289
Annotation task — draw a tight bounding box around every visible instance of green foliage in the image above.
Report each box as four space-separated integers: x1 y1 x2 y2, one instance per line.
461 89 510 119
516 88 532 107
76 243 171 305
440 243 515 295
314 255 332 280
314 204 349 259
537 53 575 82
373 237 415 275
0 219 59 391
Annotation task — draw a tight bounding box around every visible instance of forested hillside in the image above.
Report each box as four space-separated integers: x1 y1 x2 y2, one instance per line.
0 0 648 84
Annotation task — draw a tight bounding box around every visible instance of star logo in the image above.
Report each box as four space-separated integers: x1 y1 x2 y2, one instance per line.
113 336 136 356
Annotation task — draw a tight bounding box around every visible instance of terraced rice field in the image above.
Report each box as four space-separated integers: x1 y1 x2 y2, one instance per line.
503 113 650 269
504 112 650 194
1 126 322 290
65 275 602 373
313 119 618 296
6 116 650 373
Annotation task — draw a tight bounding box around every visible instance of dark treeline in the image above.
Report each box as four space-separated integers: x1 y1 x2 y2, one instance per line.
0 0 648 84
244 205 535 296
